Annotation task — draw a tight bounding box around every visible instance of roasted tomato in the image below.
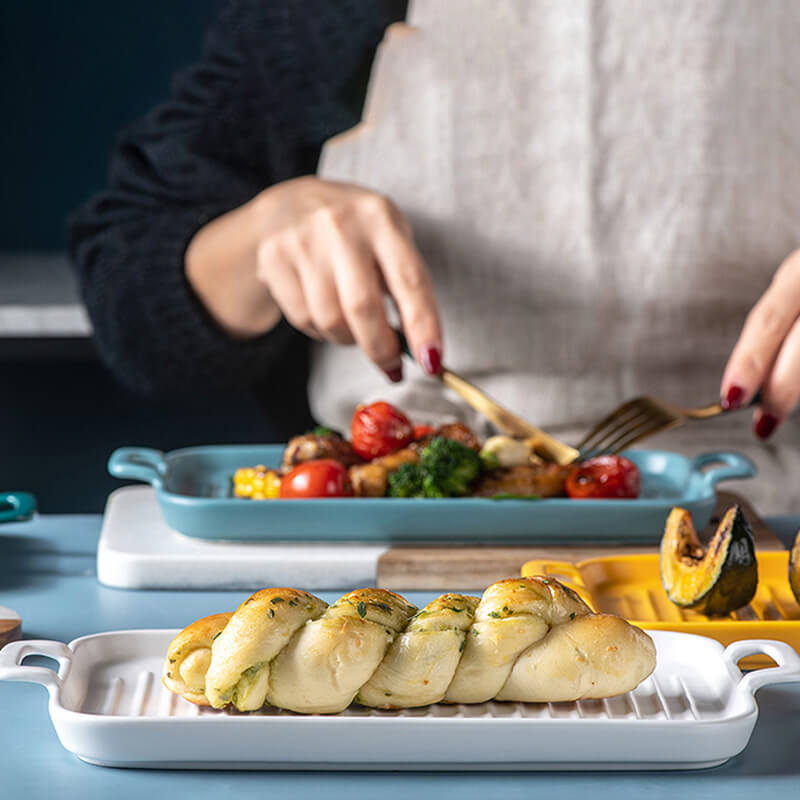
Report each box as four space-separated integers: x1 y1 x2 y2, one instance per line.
351 401 414 460
566 455 640 500
279 459 352 499
412 424 436 440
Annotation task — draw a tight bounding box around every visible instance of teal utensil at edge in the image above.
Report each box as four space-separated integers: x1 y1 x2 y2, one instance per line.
0 492 36 524
107 446 756 544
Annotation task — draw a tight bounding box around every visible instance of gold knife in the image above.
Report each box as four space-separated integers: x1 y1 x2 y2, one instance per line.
396 331 579 465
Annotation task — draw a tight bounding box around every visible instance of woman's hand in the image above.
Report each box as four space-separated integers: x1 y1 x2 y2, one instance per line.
721 248 800 438
185 176 442 381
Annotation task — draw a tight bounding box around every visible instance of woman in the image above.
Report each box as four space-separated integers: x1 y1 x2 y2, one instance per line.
69 1 800 509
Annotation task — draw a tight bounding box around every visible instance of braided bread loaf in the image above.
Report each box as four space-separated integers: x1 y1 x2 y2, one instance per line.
163 576 656 713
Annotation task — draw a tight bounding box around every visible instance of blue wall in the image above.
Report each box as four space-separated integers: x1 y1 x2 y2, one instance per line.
0 2 316 513
0 0 223 249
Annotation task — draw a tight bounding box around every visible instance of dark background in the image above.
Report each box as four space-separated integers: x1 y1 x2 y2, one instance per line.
1 1 312 512
1 0 222 249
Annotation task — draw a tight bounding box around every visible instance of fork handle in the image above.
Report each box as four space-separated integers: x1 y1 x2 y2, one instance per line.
716 389 763 415
398 325 766 414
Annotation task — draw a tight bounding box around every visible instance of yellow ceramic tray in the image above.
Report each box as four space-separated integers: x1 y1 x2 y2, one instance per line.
522 551 800 668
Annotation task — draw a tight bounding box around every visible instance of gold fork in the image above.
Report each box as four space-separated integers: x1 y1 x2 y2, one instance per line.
575 392 761 458
398 331 753 463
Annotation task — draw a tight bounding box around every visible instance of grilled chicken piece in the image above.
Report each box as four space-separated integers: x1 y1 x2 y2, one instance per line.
350 447 420 497
434 423 481 452
470 463 569 498
349 463 390 498
281 433 362 473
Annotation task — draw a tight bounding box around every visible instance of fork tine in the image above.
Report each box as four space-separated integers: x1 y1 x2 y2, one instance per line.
579 406 657 456
582 405 672 458
576 397 645 451
593 412 680 457
576 397 654 453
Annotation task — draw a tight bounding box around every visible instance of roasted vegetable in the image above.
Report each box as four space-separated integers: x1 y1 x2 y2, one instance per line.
566 455 640 499
386 438 481 498
280 460 352 499
351 402 414 460
233 466 281 500
419 437 482 497
479 436 532 469
281 432 361 473
434 422 481 452
309 425 342 438
387 463 427 498
412 424 435 440
660 505 758 616
789 530 800 605
351 448 419 497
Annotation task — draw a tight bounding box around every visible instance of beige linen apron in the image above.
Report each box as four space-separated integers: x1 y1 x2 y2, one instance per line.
313 0 800 512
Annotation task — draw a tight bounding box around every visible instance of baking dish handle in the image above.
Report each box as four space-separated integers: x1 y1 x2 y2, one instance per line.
108 447 166 488
523 560 584 585
520 561 594 608
0 639 72 698
0 491 36 523
691 451 757 490
724 639 800 696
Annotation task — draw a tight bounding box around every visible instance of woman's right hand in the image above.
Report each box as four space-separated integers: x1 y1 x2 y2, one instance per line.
185 176 442 381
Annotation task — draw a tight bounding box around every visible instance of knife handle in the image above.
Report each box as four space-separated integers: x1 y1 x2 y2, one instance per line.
394 328 413 360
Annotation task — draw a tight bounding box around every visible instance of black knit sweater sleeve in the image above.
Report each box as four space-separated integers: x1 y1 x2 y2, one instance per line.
68 0 406 394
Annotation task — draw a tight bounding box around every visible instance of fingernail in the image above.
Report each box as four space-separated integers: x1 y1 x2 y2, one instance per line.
383 366 403 383
420 346 442 376
722 384 745 411
755 413 779 439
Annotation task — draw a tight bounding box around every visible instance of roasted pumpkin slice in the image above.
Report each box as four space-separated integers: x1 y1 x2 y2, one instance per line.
660 505 757 617
790 530 800 605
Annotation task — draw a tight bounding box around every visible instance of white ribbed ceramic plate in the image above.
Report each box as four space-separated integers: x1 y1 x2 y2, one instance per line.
1 630 798 770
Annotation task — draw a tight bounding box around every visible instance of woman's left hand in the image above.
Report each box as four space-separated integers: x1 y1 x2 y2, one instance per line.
721 248 800 438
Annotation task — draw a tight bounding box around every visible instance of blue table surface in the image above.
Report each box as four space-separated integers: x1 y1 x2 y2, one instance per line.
2 514 800 800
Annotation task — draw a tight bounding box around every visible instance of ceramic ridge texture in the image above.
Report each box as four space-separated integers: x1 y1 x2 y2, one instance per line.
1 630 798 770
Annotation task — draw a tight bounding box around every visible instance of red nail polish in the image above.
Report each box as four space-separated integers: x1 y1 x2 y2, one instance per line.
383 366 403 383
722 384 745 411
421 346 442 376
755 413 779 439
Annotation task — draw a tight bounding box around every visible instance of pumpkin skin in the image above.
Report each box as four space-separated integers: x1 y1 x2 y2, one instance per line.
660 505 758 617
790 530 800 606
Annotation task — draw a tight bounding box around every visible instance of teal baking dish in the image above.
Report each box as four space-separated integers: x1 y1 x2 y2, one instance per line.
107 446 755 544
0 492 36 524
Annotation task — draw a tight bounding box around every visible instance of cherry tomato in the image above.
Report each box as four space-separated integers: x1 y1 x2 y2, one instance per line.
566 455 641 500
413 424 435 440
351 401 414 460
279 459 352 499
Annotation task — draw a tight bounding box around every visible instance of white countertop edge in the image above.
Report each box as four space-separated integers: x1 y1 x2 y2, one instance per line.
97 486 389 590
0 305 92 336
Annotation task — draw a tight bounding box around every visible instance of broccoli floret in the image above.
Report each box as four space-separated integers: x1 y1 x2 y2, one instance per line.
387 463 426 498
420 472 448 498
387 438 482 498
419 437 482 497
